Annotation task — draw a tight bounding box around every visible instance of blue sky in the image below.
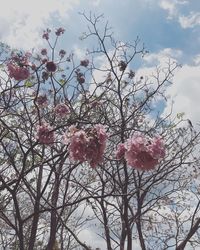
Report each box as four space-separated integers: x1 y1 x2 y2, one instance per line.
56 0 200 63
1 0 199 62
0 0 199 62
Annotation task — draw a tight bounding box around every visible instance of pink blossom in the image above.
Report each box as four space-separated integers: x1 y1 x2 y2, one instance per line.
7 63 30 81
117 133 165 171
124 134 149 169
125 147 158 171
63 125 78 144
7 53 30 81
130 150 158 170
85 136 99 166
36 95 48 107
11 53 29 65
36 123 55 144
68 130 88 162
65 124 108 167
86 124 108 167
148 137 165 159
54 103 70 118
126 134 147 152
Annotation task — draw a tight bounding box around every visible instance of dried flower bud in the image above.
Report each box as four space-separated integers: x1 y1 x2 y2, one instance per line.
42 58 48 64
42 71 49 80
80 59 89 67
31 64 36 71
46 61 57 72
128 70 135 79
59 49 66 58
76 72 85 84
42 29 51 40
41 48 47 56
55 27 65 36
118 61 127 71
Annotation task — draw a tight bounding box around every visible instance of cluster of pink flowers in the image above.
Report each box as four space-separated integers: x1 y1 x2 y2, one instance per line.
54 103 70 118
36 123 55 145
36 95 48 107
65 124 107 167
116 133 165 171
7 53 30 81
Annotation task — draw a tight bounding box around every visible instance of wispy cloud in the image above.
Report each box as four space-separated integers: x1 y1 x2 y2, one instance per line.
163 63 200 126
193 54 200 65
159 0 188 19
143 48 183 65
0 0 80 50
179 12 200 28
159 0 178 19
159 0 200 30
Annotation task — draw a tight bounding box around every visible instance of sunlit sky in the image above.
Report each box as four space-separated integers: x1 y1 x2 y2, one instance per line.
0 0 200 248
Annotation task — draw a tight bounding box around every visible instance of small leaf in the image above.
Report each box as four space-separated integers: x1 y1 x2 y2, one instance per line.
25 80 33 87
59 79 66 85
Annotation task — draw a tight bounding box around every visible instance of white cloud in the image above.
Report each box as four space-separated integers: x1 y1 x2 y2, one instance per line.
0 0 80 50
78 229 106 249
179 12 200 28
143 48 182 65
158 0 200 30
163 64 200 126
159 0 178 19
193 54 200 65
139 49 200 128
89 0 101 6
73 46 88 60
159 0 188 19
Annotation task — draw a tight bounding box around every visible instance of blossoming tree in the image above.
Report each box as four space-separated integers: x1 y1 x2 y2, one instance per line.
0 13 200 250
